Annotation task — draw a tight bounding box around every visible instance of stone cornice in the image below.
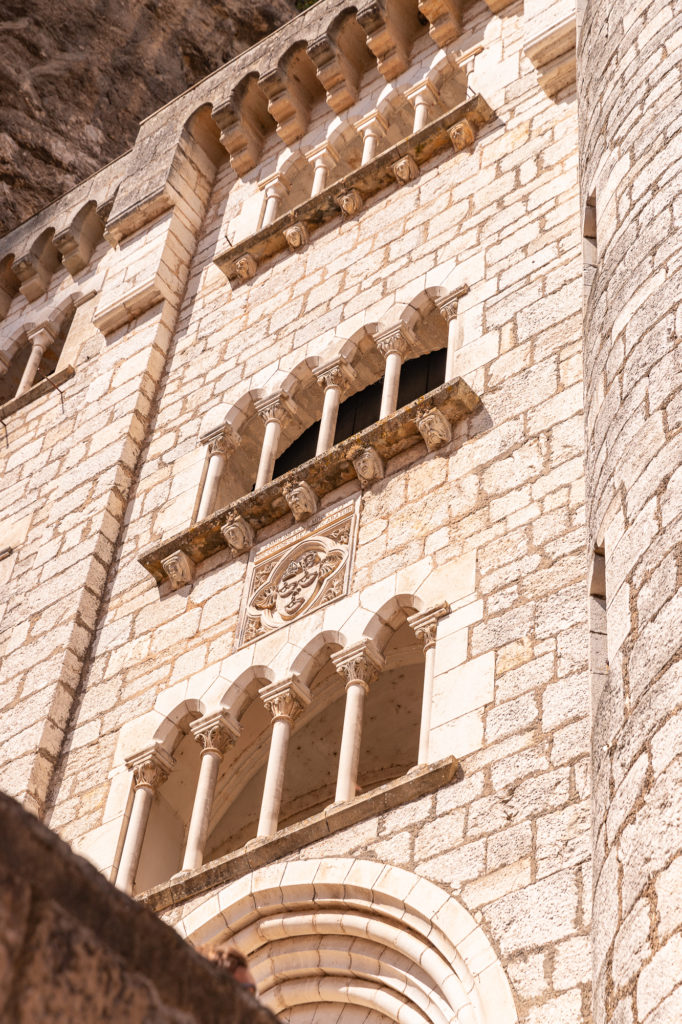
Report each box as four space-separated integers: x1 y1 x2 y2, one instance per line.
138 376 480 584
215 94 493 287
139 755 458 913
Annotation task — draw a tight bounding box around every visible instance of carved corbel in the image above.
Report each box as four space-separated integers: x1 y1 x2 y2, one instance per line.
352 445 385 488
283 480 319 522
357 0 420 82
233 253 258 282
448 118 476 152
54 203 105 276
416 406 452 452
161 549 194 590
392 154 419 185
283 222 309 252
307 14 370 114
214 80 271 176
14 232 61 302
221 514 255 556
418 0 462 47
336 188 363 217
0 256 19 319
260 46 321 145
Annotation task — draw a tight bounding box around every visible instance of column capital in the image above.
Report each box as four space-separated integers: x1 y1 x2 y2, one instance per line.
254 392 297 427
314 356 356 394
374 323 416 361
125 745 175 791
259 675 312 723
190 710 241 757
435 285 469 322
408 602 450 650
308 141 339 170
202 424 238 458
405 79 440 110
261 174 289 200
26 322 56 352
332 639 385 691
356 111 388 138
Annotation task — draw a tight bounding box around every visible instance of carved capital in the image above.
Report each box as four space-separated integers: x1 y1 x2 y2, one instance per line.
283 222 310 252
204 425 237 459
259 676 312 723
336 188 363 217
283 479 319 522
126 745 175 791
332 639 385 690
408 602 450 650
191 711 241 757
416 406 452 452
255 393 296 427
314 357 356 393
27 323 56 355
352 445 385 488
221 514 255 555
435 291 465 323
375 323 415 361
161 550 194 590
392 154 419 185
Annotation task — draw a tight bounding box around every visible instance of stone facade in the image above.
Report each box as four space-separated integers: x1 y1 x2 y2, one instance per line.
0 1 679 1023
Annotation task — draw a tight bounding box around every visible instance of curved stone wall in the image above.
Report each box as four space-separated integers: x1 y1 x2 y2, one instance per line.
578 2 682 1022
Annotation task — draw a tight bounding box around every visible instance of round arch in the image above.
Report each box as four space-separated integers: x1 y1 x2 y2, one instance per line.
180 858 518 1024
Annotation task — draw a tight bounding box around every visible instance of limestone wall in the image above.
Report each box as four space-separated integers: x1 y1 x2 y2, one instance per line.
0 0 596 1022
578 1 682 1022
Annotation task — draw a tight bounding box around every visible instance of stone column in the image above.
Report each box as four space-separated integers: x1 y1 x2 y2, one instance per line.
257 677 311 837
16 325 54 397
309 144 338 197
358 113 387 165
262 178 288 227
314 358 355 454
182 712 240 872
436 293 462 381
254 395 293 490
375 325 414 419
116 746 174 894
408 603 450 765
408 82 439 133
196 426 237 522
332 640 385 803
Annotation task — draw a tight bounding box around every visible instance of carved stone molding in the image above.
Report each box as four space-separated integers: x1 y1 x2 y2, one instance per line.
392 154 419 185
237 500 357 647
352 445 385 488
190 711 241 757
126 746 175 792
332 639 385 691
283 480 319 522
416 406 452 451
161 550 194 590
259 676 312 723
221 514 255 556
408 602 450 650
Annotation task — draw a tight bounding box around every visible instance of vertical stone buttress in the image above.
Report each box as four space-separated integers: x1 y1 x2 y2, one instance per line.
578 2 682 1022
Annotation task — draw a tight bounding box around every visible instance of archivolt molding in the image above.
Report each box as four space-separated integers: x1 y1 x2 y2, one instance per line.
178 858 518 1024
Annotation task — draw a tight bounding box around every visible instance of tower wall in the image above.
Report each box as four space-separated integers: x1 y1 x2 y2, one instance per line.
578 2 682 1021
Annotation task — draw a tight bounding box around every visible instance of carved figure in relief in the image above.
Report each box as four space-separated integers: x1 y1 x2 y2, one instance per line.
161 550 194 589
392 155 419 184
221 514 255 555
352 445 385 487
449 120 475 151
283 480 319 521
337 189 363 216
283 222 309 251
416 407 452 451
253 548 343 618
233 253 257 281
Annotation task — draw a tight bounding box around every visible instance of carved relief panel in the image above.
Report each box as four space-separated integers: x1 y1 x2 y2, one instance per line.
236 499 358 648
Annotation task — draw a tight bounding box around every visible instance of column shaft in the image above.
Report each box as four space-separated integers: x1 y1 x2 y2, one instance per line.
380 349 403 418
361 131 379 165
413 99 430 133
316 386 342 454
418 644 437 764
16 339 48 397
311 162 329 197
255 418 282 489
262 191 282 227
116 785 153 894
257 717 291 837
445 315 460 381
182 749 221 871
335 681 367 803
197 452 226 521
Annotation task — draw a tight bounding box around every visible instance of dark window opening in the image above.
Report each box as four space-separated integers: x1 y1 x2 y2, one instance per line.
271 346 446 480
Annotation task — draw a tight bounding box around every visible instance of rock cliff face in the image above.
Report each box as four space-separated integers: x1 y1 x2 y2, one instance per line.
0 0 297 237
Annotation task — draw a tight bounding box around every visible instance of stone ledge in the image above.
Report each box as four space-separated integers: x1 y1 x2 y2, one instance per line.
524 14 576 96
140 756 458 913
215 94 493 287
139 376 480 583
0 365 75 421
